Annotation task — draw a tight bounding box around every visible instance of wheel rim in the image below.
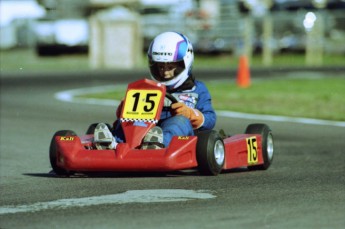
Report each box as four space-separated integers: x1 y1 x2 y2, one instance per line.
267 133 274 161
214 140 225 166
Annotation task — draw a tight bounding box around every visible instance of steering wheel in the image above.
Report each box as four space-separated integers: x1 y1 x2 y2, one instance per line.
165 92 178 104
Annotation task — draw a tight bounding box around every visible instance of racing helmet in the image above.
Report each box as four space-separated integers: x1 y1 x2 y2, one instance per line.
148 32 194 90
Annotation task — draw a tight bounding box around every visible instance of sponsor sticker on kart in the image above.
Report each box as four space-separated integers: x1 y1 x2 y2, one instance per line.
178 136 189 140
60 136 75 141
246 136 258 165
122 89 162 121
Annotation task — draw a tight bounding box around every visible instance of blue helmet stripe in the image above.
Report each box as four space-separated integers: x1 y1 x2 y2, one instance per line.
148 40 154 57
174 34 188 61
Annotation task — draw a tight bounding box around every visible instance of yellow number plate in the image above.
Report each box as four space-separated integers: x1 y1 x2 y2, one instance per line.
247 137 258 165
122 89 162 120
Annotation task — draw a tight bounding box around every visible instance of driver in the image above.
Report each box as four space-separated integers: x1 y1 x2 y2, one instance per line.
94 31 216 149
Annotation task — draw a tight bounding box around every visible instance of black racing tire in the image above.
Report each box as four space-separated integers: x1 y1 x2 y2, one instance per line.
196 130 225 176
86 123 112 134
245 124 274 170
49 130 77 176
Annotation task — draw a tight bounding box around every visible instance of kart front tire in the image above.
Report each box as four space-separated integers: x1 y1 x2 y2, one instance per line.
196 130 225 176
49 130 77 176
245 124 274 170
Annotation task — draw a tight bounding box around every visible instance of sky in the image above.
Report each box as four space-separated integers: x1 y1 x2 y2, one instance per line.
0 0 187 27
0 0 45 26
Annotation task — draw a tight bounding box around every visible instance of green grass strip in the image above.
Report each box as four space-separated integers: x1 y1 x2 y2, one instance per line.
79 77 345 121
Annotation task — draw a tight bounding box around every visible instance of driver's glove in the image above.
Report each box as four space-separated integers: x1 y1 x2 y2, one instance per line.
171 102 204 129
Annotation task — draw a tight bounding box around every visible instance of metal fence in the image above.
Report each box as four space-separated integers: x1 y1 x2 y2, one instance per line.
178 1 345 55
2 0 344 57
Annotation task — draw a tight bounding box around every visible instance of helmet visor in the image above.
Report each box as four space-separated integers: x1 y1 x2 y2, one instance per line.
149 60 185 82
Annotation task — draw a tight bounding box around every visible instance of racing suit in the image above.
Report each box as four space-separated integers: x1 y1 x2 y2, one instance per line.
159 80 216 146
112 80 216 147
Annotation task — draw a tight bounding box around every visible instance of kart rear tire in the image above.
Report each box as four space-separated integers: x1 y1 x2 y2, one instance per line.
245 124 274 170
49 130 77 176
86 123 112 134
196 130 225 176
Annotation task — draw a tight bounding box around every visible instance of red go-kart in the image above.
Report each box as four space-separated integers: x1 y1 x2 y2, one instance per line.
49 79 274 176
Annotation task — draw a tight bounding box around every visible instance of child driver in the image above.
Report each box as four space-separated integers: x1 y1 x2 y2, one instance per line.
94 31 216 150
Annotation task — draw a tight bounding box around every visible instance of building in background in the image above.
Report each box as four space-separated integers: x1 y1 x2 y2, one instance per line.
1 0 344 55
32 0 90 55
0 0 45 49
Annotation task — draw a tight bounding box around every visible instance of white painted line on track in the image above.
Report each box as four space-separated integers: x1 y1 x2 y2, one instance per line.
55 85 121 106
54 85 345 127
217 110 345 127
0 189 215 215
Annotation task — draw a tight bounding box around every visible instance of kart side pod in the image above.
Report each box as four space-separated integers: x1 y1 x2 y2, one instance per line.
50 124 274 176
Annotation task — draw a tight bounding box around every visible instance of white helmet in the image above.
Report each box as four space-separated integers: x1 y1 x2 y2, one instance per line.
148 32 194 90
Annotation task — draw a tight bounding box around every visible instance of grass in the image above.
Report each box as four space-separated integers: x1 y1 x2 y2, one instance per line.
0 49 90 73
208 77 345 121
1 49 344 121
79 77 345 121
195 53 345 69
1 48 345 73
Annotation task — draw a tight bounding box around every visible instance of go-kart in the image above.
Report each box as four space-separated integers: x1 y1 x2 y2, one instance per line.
49 79 274 176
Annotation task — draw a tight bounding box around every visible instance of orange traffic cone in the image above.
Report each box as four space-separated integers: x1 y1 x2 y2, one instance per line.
236 55 251 88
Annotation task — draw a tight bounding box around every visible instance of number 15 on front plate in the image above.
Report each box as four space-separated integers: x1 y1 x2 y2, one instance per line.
122 89 162 120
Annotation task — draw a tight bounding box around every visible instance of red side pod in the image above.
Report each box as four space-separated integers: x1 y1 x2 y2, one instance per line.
223 134 263 170
165 136 198 170
56 135 198 172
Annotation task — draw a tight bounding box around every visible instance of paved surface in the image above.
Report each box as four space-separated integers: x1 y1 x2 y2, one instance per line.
0 72 344 229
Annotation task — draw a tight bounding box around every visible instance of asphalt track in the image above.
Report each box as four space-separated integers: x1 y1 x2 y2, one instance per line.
0 69 344 229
